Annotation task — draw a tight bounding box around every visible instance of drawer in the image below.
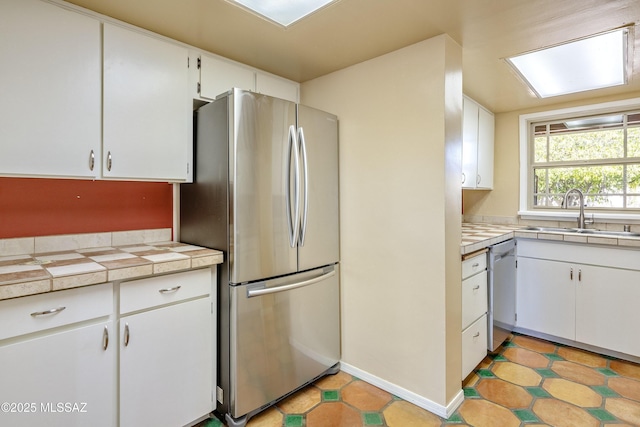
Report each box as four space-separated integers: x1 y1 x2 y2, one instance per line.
462 270 488 329
120 268 211 314
462 314 488 379
0 283 113 341
462 252 487 279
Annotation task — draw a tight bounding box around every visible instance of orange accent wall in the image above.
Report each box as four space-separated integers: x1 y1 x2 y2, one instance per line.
0 178 173 239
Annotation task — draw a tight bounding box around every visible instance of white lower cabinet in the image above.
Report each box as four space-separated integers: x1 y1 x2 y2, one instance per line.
119 269 214 427
461 250 488 378
517 239 640 358
0 284 115 427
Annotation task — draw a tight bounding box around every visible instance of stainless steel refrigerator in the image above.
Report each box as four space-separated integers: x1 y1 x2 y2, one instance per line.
180 88 340 427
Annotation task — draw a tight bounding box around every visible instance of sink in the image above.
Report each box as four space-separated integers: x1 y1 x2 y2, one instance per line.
523 226 640 237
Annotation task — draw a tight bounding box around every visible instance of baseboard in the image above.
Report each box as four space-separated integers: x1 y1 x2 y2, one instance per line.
339 362 464 419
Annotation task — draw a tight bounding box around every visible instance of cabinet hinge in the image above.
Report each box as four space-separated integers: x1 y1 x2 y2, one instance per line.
197 57 201 69
197 82 201 94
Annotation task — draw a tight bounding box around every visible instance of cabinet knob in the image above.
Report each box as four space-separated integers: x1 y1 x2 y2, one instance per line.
570 268 573 280
89 150 95 171
107 151 112 171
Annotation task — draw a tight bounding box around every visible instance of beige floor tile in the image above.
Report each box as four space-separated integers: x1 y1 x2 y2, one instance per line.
609 377 640 402
476 378 532 408
512 335 557 353
491 361 542 386
277 386 321 413
533 398 599 427
306 402 361 427
610 360 640 381
551 360 605 385
503 347 550 368
605 398 640 426
557 346 607 368
341 380 392 411
383 400 443 427
246 407 283 427
462 372 479 388
542 378 602 407
458 399 520 427
313 371 353 390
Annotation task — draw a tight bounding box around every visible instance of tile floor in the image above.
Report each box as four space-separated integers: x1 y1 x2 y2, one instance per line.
197 333 640 426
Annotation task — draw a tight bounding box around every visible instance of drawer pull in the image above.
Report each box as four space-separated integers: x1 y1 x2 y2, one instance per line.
472 263 480 268
102 326 109 351
124 323 130 347
472 285 480 291
30 306 66 317
159 286 182 294
473 332 480 338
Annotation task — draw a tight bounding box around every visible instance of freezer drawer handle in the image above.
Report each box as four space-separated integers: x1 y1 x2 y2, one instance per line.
30 306 66 317
247 270 336 298
159 285 181 294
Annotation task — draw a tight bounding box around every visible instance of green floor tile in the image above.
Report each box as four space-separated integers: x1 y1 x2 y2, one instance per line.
200 418 223 427
592 385 620 397
477 369 495 378
503 341 516 347
322 390 339 401
587 408 617 421
514 409 540 422
597 368 619 376
445 413 463 423
463 388 480 398
536 368 559 377
544 353 564 361
285 414 304 427
526 386 551 398
493 354 508 361
363 412 383 425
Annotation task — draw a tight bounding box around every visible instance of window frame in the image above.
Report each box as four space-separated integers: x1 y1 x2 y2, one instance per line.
519 96 640 221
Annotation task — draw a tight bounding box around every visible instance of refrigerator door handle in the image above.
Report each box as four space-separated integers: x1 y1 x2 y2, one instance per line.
286 124 301 248
247 269 335 298
298 126 309 246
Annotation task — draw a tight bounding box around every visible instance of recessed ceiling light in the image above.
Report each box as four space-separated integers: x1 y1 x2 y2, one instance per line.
506 28 629 98
228 0 337 27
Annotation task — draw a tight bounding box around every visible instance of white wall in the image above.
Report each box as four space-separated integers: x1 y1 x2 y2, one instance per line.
301 34 462 411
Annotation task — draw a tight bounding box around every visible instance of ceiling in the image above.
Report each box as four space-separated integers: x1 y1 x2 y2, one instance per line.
65 0 640 113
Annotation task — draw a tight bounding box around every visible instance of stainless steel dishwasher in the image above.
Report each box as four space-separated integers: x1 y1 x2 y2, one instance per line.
488 239 516 351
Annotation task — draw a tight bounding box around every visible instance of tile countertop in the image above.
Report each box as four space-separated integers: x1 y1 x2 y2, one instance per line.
0 242 223 301
462 222 640 255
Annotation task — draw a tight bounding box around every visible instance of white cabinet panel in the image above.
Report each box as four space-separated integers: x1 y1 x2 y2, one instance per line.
462 314 488 379
256 72 299 103
516 257 575 340
462 96 494 189
199 54 255 100
119 297 212 427
462 271 488 328
103 23 190 181
0 0 100 178
0 322 115 427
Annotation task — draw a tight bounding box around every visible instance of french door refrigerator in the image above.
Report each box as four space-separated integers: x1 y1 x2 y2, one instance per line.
180 88 340 427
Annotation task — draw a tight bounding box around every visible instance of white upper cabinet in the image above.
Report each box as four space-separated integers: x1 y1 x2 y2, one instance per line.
0 0 101 178
197 54 256 100
103 23 190 181
256 72 299 103
462 96 494 189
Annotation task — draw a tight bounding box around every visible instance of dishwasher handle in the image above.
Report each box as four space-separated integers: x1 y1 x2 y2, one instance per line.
247 270 335 298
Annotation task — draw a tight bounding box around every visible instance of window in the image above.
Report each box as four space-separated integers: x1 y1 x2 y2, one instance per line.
519 98 640 219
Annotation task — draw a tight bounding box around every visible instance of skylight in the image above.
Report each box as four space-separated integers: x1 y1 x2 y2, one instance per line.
229 0 337 27
506 28 629 98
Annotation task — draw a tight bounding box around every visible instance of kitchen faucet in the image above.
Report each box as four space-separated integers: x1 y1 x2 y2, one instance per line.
562 188 593 229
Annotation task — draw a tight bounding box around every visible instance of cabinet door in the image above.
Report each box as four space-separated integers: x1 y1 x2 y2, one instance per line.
103 23 190 181
476 106 494 189
120 297 212 427
0 322 115 427
256 72 299 103
0 0 100 178
576 264 640 357
199 54 255 100
462 97 479 189
516 257 575 340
